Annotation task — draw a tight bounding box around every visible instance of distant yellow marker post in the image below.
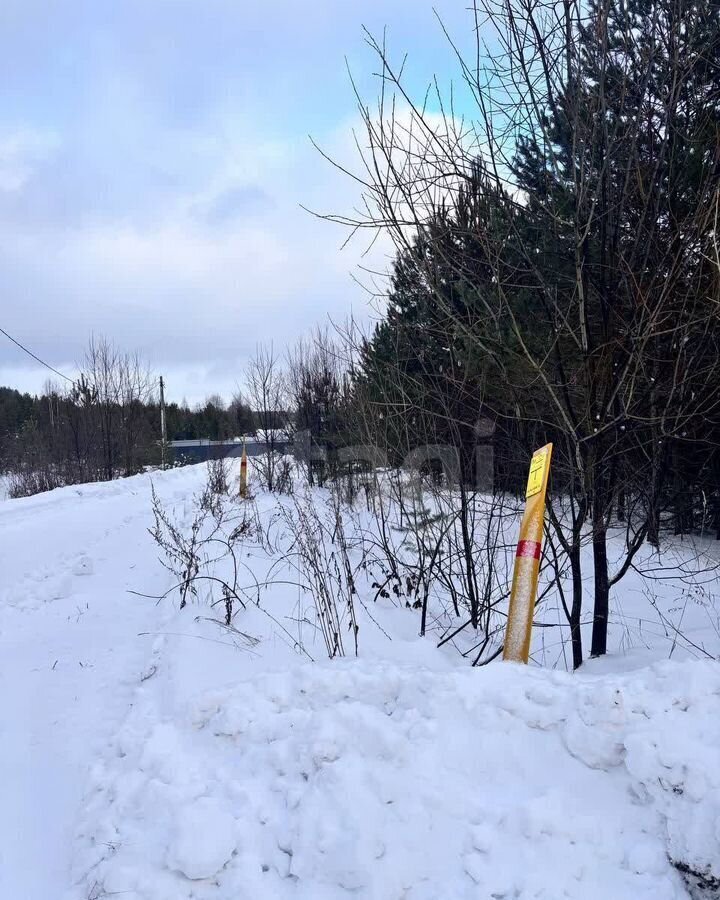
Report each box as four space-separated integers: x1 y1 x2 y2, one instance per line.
503 443 553 663
239 440 248 499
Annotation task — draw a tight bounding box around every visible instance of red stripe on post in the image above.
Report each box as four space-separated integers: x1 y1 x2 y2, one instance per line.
516 539 541 560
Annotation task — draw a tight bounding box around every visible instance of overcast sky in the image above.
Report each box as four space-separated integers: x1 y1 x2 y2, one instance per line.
0 0 476 404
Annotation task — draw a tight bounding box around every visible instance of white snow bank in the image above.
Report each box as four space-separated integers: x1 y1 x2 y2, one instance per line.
70 642 720 900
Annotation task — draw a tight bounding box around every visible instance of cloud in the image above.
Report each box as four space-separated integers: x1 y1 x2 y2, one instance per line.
0 0 474 403
0 128 59 193
193 185 273 225
0 116 394 404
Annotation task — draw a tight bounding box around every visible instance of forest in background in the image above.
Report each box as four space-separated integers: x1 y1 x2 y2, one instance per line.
0 336 256 494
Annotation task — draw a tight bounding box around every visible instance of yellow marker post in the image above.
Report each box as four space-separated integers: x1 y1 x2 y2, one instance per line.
503 443 553 663
239 440 248 499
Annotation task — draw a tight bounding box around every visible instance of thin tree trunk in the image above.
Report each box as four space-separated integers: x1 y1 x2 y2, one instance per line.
569 539 584 669
459 485 478 629
590 501 610 657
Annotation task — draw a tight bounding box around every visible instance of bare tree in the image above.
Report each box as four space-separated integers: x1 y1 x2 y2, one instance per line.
244 343 288 492
117 350 155 475
82 336 155 478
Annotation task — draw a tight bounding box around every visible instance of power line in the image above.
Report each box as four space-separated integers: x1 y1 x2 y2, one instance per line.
0 325 75 384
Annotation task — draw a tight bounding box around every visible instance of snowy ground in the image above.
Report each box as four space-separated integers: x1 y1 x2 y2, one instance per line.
0 463 718 899
0 474 176 899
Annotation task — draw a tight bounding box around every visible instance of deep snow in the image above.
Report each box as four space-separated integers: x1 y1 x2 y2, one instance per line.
0 463 718 900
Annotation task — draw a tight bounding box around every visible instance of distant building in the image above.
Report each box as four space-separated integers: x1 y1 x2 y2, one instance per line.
168 432 292 463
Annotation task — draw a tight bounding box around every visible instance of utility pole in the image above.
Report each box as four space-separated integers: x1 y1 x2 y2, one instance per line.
159 375 167 470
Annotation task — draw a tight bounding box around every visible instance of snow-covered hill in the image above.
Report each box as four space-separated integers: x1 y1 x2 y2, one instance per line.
0 464 718 899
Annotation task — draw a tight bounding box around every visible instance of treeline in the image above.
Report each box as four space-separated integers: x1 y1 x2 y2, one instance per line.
0 386 254 460
0 337 255 495
0 330 347 497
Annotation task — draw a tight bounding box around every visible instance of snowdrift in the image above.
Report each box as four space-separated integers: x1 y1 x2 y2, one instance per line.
71 625 720 900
